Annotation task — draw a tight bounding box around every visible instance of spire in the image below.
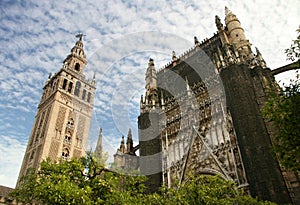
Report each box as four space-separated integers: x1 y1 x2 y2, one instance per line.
95 128 103 156
255 47 267 68
224 7 253 60
172 51 177 61
215 15 223 31
145 58 157 88
225 6 230 16
194 36 200 45
144 58 158 111
119 135 125 153
185 76 192 97
256 47 262 56
63 34 87 73
126 128 133 153
225 6 239 27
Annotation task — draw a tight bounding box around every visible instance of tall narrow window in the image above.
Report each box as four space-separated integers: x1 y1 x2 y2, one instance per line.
68 82 73 93
74 81 81 96
87 92 91 103
64 132 72 145
82 89 86 100
75 63 80 71
62 79 68 90
62 148 69 159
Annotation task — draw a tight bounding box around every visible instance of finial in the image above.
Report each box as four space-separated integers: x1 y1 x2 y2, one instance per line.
148 58 154 66
75 33 86 41
194 36 199 45
99 127 102 134
255 47 261 56
48 72 52 79
225 6 229 14
172 51 177 61
215 15 223 30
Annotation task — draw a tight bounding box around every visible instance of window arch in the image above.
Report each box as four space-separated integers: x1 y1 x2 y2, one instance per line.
74 81 81 96
62 148 70 159
64 132 72 144
82 89 86 100
68 82 73 93
75 63 80 71
62 79 68 90
87 92 91 103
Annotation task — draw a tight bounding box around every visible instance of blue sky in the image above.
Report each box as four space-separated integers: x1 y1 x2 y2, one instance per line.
0 0 299 188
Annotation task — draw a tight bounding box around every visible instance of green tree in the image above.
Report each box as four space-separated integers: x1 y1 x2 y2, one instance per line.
10 152 146 205
263 27 300 171
11 153 275 204
285 27 300 62
263 74 300 171
143 175 275 205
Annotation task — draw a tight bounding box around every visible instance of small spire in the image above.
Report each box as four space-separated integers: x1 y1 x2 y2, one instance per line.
172 51 177 61
161 91 165 110
119 135 125 153
215 15 223 30
148 58 154 66
127 128 132 139
225 6 237 23
48 72 52 79
95 127 103 156
225 6 230 16
194 36 199 45
255 47 261 56
185 76 192 97
126 128 133 153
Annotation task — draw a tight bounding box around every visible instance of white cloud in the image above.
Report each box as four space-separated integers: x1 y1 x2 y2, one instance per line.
0 0 299 188
0 135 27 188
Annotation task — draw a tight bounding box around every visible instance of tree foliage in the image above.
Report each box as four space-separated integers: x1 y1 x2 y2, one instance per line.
285 27 300 62
11 153 147 205
146 175 275 205
11 153 275 205
263 74 300 171
263 27 300 171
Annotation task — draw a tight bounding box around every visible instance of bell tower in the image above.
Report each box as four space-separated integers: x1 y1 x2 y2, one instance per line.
224 7 253 60
17 35 96 186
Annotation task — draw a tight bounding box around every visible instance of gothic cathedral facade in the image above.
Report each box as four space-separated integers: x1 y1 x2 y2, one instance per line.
17 35 96 185
138 7 298 204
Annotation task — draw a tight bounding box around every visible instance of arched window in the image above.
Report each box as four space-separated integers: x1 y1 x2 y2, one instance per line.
75 63 80 71
64 132 72 144
82 89 86 100
62 79 68 90
87 92 91 103
74 81 81 96
68 82 73 93
62 148 70 159
67 118 74 126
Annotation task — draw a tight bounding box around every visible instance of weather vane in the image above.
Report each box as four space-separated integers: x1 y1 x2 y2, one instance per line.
75 33 86 41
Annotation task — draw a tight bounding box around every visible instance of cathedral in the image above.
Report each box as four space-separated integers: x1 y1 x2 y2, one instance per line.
15 6 300 205
17 34 96 186
138 7 299 204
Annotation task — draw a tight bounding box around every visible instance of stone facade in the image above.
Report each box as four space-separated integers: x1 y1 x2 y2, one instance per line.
138 7 299 204
17 35 96 186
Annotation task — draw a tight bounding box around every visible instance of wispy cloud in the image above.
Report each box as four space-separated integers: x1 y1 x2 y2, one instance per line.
0 0 299 187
